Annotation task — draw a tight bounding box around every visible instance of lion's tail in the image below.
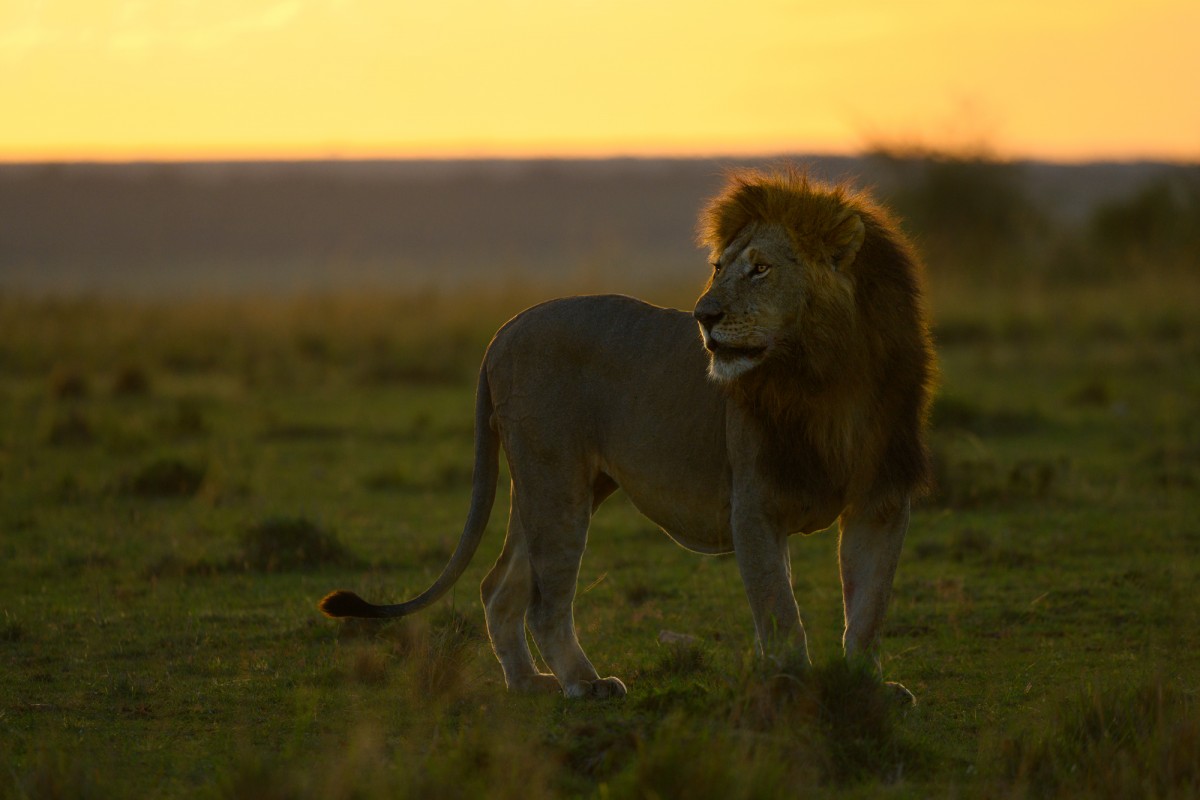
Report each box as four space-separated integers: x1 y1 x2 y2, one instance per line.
318 361 500 620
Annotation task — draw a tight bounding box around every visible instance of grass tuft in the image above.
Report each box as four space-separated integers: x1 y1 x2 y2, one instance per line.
360 468 408 493
729 660 924 785
608 713 798 799
931 394 1046 437
157 399 209 438
10 750 103 799
556 718 641 782
119 457 206 498
42 408 96 447
1141 442 1200 489
356 358 464 387
623 578 675 607
0 613 25 642
649 638 710 679
1066 377 1112 408
238 516 357 572
401 608 481 698
931 446 1071 509
48 366 89 399
1001 677 1200 799
347 644 391 686
813 663 918 784
361 462 473 494
331 608 483 697
111 364 152 396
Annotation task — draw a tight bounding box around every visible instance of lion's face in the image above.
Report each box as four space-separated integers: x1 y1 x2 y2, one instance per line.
693 222 809 382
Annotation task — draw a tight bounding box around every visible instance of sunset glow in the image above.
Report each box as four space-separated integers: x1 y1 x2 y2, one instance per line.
3 0 1198 162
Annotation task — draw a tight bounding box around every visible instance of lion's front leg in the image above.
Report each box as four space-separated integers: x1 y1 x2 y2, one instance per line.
731 514 809 668
838 498 913 702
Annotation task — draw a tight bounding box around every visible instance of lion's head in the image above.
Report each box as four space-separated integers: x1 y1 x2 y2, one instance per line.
693 167 937 508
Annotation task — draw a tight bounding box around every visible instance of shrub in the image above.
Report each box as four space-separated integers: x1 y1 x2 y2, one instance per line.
1089 172 1200 270
867 147 1047 277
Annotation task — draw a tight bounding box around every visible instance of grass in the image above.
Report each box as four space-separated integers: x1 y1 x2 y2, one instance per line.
1 269 1198 798
1000 677 1200 798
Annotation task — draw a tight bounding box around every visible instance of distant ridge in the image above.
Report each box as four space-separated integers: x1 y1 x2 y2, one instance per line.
0 157 1183 298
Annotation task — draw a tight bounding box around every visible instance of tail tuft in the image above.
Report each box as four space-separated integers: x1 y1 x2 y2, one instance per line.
318 590 385 619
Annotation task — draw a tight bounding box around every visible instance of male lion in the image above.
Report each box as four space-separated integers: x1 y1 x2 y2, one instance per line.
320 168 936 701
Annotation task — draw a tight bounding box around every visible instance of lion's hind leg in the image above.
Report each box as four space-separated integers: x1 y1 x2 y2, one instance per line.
481 496 559 694
516 474 627 700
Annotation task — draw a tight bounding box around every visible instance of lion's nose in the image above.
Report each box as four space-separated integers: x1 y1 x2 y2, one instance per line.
693 298 725 330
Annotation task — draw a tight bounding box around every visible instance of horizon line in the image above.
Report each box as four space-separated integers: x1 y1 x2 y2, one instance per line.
2 148 1196 167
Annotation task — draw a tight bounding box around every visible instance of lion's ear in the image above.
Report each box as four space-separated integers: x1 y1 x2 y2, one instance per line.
830 211 865 271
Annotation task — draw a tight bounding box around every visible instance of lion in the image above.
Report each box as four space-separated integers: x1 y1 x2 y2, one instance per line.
320 167 936 701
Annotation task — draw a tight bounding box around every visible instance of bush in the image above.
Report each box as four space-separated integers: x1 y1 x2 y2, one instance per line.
867 147 1047 277
1088 171 1200 271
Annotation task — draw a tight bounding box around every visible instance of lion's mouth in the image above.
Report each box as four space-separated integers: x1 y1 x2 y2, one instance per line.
708 342 767 360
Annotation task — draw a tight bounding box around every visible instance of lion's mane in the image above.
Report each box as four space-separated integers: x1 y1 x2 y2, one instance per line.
699 168 937 516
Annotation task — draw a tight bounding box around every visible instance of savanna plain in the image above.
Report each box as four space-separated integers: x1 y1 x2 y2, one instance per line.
2 157 1199 798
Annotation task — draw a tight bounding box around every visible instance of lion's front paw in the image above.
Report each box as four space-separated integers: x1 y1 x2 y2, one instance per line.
591 676 628 699
563 676 627 700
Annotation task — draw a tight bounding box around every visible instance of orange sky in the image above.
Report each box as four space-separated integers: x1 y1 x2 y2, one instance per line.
2 0 1198 162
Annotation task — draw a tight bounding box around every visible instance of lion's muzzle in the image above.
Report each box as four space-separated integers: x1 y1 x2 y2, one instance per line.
693 295 724 348
693 297 724 328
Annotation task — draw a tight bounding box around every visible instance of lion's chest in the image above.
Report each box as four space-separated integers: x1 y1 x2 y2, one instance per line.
771 487 846 536
753 438 850 535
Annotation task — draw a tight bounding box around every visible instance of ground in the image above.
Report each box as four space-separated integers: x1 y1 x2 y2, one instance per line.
1 273 1198 798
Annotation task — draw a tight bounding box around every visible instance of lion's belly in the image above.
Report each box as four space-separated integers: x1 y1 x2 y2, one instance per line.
598 382 737 554
614 470 842 552
617 478 735 555
584 303 736 554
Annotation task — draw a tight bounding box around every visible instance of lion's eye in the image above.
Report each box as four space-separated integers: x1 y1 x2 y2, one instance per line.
753 263 771 276
710 262 722 275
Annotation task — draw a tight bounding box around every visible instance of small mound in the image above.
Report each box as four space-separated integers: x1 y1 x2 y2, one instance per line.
239 516 355 572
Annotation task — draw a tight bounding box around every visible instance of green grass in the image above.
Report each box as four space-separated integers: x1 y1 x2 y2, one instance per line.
2 274 1198 798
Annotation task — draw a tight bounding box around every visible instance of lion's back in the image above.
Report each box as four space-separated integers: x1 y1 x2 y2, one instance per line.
484 295 732 547
487 294 711 396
